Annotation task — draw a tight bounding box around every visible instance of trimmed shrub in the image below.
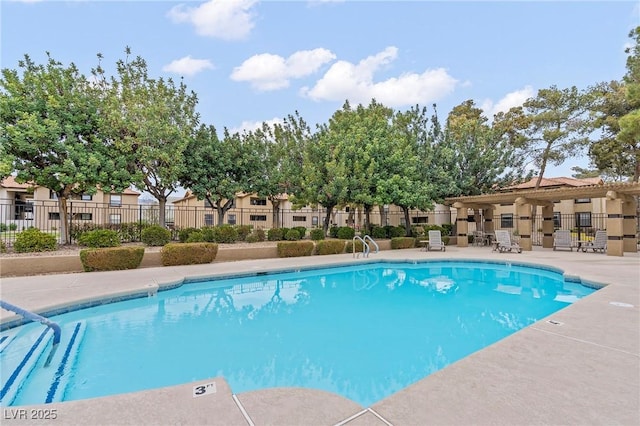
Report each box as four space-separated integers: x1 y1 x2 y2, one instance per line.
309 228 325 241
245 232 260 243
370 225 387 239
315 240 346 255
285 229 301 241
389 226 406 238
78 229 121 248
267 228 285 241
141 225 171 246
80 246 144 272
441 223 453 236
235 225 252 241
293 226 307 239
200 226 216 242
215 225 239 243
277 241 314 258
13 228 57 253
345 240 364 253
9 223 18 231
161 243 218 266
329 226 339 238
0 223 7 232
186 231 205 243
391 237 416 249
336 226 355 240
178 227 199 243
254 228 266 242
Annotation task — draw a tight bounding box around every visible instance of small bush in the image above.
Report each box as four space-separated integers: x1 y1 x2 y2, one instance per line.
310 228 325 241
245 233 260 243
80 247 144 272
178 227 199 243
254 228 266 242
285 229 301 241
78 229 121 248
389 226 406 238
0 240 6 253
293 226 307 239
161 243 218 266
329 226 339 238
268 228 285 241
215 225 239 243
370 225 387 239
277 241 314 257
8 223 18 231
391 237 416 249
336 226 355 240
315 240 346 255
13 228 57 253
235 225 252 241
200 226 216 242
345 240 364 253
141 225 171 246
0 223 7 232
186 231 205 243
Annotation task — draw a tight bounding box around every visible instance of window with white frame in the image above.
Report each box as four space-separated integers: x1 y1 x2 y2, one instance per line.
109 194 122 207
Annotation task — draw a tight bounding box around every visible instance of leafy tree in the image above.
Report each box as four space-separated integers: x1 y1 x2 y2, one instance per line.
0 53 132 244
180 126 254 225
511 86 591 189
443 100 525 195
96 48 199 226
616 26 640 181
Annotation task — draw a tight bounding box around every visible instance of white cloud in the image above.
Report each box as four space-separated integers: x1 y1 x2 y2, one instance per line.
162 56 215 77
228 117 283 136
167 0 258 40
481 86 535 118
301 46 458 107
231 48 336 91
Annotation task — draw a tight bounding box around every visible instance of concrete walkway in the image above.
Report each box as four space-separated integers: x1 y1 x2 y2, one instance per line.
1 247 638 425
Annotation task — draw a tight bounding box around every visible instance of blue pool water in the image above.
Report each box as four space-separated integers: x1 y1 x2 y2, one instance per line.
0 261 596 407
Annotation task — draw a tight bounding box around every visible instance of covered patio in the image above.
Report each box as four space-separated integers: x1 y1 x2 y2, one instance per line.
445 181 640 256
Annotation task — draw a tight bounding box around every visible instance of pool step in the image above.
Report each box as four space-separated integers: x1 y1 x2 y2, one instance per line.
2 321 86 406
0 327 53 405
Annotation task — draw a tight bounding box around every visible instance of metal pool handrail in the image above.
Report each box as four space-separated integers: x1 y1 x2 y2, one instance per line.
363 235 379 254
0 300 61 367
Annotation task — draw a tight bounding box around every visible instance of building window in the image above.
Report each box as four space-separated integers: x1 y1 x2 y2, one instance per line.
553 212 562 228
575 212 592 228
250 214 267 221
109 194 122 207
109 214 121 225
204 214 214 226
227 214 236 225
49 190 58 200
499 203 511 206
74 213 92 221
574 198 591 204
500 213 514 228
250 197 267 206
292 216 306 222
48 212 60 220
412 216 429 224
81 193 93 201
312 216 319 227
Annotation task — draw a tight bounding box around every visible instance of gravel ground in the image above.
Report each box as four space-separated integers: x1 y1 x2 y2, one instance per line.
0 241 279 258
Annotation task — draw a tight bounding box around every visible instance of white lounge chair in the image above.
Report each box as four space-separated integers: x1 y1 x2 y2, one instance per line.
580 230 607 253
427 230 446 251
494 230 522 253
553 230 574 251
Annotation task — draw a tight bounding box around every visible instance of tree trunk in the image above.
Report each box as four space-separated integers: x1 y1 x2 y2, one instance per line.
323 205 334 233
271 199 281 228
403 206 411 236
158 197 167 228
58 196 70 245
364 204 372 233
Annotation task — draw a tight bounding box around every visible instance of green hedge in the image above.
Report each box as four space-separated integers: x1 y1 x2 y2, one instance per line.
391 237 416 249
161 243 219 266
141 225 172 246
276 241 314 257
13 228 57 253
78 229 121 248
309 228 325 241
80 246 144 272
345 240 364 253
315 240 346 255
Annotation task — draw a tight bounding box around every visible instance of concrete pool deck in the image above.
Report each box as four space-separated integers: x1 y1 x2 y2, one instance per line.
0 246 638 425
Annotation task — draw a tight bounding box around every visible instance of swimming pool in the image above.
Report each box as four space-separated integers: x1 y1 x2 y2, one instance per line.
0 260 596 407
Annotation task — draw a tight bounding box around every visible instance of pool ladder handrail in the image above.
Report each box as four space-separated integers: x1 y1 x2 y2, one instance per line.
0 300 61 367
353 235 378 258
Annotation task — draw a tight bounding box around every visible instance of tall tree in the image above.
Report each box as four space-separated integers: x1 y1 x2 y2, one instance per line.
513 86 591 189
616 26 640 181
180 126 254 225
0 53 132 244
97 48 199 226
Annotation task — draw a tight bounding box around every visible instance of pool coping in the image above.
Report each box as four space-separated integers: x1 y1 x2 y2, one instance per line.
0 247 638 425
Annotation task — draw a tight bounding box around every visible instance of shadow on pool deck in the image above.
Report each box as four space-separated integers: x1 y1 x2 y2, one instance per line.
1 247 638 425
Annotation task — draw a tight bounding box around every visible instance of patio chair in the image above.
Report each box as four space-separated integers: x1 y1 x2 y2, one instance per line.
580 230 607 253
427 230 446 251
553 230 574 251
494 230 522 253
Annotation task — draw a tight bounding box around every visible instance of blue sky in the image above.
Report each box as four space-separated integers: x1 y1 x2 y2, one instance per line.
2 0 638 178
